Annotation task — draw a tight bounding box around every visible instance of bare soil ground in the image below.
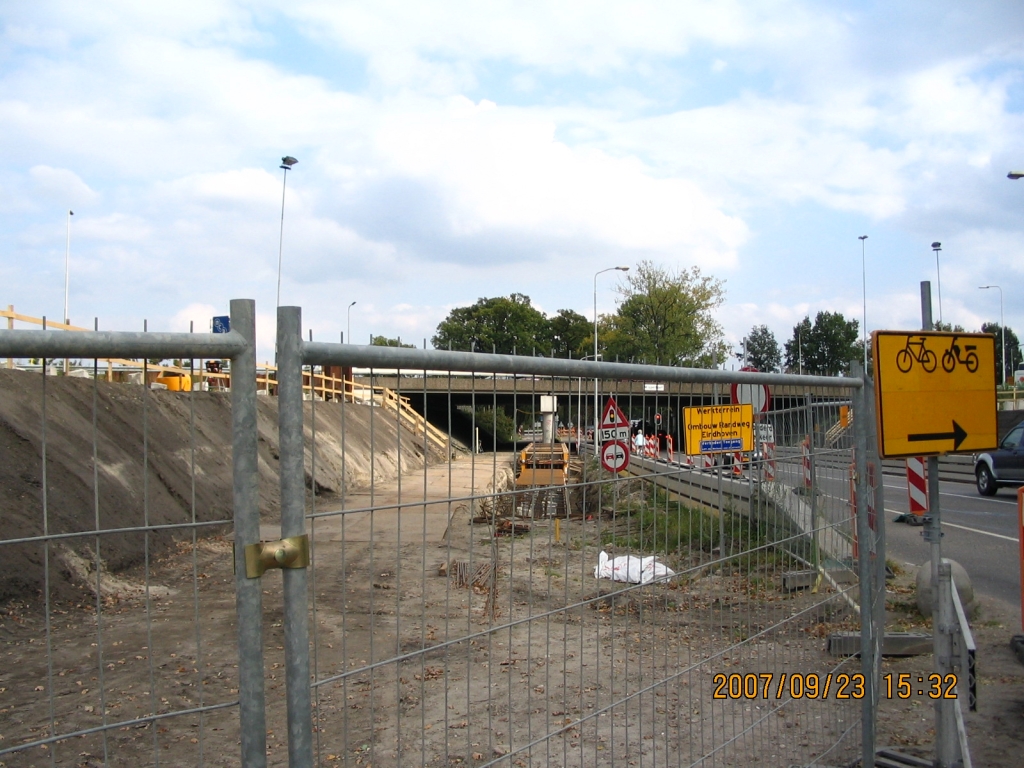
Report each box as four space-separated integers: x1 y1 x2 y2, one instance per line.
3 370 1023 766
0 369 449 603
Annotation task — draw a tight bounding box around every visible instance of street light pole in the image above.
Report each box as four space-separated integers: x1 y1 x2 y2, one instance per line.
63 209 74 373
859 235 868 372
594 266 629 454
276 156 298 308
347 301 356 344
931 241 943 324
980 285 1005 386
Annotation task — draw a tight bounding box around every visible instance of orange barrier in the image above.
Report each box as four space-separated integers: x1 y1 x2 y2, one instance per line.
1019 487 1024 633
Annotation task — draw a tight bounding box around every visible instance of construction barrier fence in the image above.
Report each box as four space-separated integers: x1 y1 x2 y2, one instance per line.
0 300 887 768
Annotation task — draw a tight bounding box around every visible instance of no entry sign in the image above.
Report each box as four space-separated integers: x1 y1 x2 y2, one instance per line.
600 440 630 473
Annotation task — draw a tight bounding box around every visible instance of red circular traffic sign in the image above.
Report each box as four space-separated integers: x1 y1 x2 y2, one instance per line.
731 366 771 413
600 440 630 473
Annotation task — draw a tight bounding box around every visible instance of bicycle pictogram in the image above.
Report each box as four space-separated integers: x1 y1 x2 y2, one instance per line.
941 334 978 373
895 335 937 373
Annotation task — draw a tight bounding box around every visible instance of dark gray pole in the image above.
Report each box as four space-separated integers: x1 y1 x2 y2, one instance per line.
921 282 956 766
851 361 876 768
277 306 314 766
230 299 268 768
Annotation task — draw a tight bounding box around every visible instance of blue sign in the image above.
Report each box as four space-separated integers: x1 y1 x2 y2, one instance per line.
700 438 743 452
212 316 230 333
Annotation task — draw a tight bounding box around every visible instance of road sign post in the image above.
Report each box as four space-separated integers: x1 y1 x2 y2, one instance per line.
872 330 997 459
598 398 630 473
731 367 771 413
600 440 629 473
682 404 754 456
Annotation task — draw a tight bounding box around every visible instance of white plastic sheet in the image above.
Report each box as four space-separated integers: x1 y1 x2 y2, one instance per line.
593 550 675 585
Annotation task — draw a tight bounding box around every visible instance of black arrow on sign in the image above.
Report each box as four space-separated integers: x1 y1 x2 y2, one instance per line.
908 421 967 451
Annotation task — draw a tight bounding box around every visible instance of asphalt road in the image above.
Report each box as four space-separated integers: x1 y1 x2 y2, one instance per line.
882 472 1022 623
769 450 1022 622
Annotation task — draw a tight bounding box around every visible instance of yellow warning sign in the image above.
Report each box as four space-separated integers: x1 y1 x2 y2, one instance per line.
683 404 754 455
873 331 997 459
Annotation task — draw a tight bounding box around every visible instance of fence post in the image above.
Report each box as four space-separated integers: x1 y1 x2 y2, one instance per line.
277 306 315 767
852 364 877 768
230 299 268 768
936 563 958 766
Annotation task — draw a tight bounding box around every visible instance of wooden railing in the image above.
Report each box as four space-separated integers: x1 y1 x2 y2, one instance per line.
2 306 450 452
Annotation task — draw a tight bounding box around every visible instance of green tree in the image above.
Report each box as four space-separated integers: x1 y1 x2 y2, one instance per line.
740 325 781 372
549 309 592 358
980 322 1020 385
784 312 859 375
372 335 415 348
783 318 812 373
603 261 727 366
432 294 551 354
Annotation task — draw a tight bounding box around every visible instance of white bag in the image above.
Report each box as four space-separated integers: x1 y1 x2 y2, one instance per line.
594 550 675 585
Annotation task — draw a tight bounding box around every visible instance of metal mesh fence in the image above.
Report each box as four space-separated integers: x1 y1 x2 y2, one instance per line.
1 302 883 768
0 301 265 767
288 316 879 768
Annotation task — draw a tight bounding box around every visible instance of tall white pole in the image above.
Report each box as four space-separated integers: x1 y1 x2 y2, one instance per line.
63 210 73 373
63 210 73 326
276 168 289 309
593 266 629 455
859 235 868 373
276 156 298 309
347 301 356 344
932 242 943 324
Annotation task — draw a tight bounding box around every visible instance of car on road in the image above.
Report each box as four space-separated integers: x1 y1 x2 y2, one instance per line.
974 422 1024 495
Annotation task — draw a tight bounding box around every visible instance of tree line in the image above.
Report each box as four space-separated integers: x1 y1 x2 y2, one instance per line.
429 261 729 366
409 258 1018 381
741 317 1019 382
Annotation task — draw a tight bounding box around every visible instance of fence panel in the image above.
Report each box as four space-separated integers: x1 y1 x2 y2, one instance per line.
0 300 265 767
276 317 875 768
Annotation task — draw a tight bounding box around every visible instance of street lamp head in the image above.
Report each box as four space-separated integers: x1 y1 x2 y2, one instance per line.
616 266 629 271
280 156 298 170
931 241 941 251
858 235 867 241
1007 171 1024 180
349 301 357 308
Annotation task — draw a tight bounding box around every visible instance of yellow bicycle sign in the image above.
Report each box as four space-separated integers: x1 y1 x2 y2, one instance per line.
873 330 997 459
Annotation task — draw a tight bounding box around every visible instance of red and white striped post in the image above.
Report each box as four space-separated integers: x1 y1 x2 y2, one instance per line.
763 442 777 481
906 456 928 516
849 463 858 558
646 435 659 459
732 451 744 476
801 435 812 490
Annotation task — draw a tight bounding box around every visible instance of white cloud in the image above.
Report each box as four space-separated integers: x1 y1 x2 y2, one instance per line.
29 165 99 207
170 302 221 332
2 0 1023 361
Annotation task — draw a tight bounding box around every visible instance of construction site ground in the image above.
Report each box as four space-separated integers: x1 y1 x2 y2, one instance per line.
1 371 1023 765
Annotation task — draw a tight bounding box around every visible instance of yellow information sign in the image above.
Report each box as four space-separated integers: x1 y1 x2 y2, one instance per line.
873 330 997 459
683 404 754 455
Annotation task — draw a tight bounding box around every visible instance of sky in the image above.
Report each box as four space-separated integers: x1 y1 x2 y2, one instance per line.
2 1 1024 365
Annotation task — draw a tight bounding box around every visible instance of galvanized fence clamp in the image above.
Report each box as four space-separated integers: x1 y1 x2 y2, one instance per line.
243 534 310 578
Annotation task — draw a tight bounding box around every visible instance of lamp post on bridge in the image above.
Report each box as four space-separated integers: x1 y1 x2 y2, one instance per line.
276 156 298 309
594 266 629 454
979 285 1005 386
347 301 357 344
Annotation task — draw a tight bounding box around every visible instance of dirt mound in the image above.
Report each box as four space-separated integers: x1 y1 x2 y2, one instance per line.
0 369 453 602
